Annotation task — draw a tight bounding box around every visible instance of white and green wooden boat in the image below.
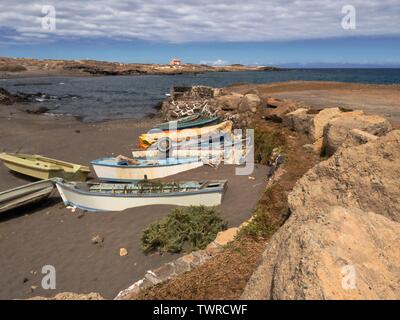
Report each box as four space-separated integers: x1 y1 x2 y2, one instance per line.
0 179 56 213
0 153 90 181
55 179 227 212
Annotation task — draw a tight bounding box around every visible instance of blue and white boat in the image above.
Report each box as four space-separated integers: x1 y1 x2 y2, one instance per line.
55 179 227 212
90 156 205 181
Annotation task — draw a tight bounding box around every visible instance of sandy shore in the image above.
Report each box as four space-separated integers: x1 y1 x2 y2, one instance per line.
0 106 268 299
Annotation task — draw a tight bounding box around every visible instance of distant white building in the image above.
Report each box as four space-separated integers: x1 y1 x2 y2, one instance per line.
169 58 182 66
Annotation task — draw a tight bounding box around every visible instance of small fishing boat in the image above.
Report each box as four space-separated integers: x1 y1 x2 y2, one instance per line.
90 156 205 181
139 120 233 150
55 179 227 212
154 116 219 131
0 153 90 181
0 179 56 213
131 137 253 165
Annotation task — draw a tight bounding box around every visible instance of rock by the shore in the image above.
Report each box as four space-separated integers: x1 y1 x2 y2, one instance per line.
264 97 301 123
242 206 400 300
215 93 243 111
242 130 400 299
0 87 21 105
238 94 262 113
309 107 342 140
25 106 50 114
290 129 400 222
323 113 392 156
282 108 313 134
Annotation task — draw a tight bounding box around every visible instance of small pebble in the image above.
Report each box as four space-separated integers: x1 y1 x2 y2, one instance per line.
91 235 104 245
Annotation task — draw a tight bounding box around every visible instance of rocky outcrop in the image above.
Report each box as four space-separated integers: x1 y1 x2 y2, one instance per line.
215 93 243 111
238 94 262 113
282 108 313 134
264 98 301 123
242 130 400 299
291 129 400 222
323 113 392 156
162 86 264 127
0 57 281 77
242 206 400 300
309 107 342 140
0 87 22 105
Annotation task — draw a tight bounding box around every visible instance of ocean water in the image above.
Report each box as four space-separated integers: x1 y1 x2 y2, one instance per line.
1 69 399 122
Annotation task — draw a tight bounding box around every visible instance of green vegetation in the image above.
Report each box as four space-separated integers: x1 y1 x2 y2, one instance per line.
253 126 285 165
141 206 228 254
240 183 288 239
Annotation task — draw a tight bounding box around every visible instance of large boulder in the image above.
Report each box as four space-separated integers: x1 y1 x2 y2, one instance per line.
242 206 400 300
242 130 400 299
264 98 300 123
323 113 392 156
290 130 400 222
309 107 343 140
238 93 262 113
282 108 313 135
215 93 243 111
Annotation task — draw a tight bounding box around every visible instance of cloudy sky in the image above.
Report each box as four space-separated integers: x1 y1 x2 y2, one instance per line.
0 0 399 66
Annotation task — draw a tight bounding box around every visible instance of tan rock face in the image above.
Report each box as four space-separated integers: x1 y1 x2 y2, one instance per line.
290 130 400 222
323 113 392 156
283 108 313 134
215 93 243 111
242 130 400 300
214 227 239 246
242 206 400 300
340 129 378 150
264 98 300 123
238 93 262 113
310 107 342 140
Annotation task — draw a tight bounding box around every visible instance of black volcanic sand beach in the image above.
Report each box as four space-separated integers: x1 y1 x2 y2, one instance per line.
0 108 267 299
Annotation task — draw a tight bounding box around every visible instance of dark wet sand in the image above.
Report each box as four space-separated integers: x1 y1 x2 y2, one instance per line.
0 108 267 299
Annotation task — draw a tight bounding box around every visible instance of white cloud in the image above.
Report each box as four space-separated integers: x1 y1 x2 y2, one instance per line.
0 0 399 44
200 59 228 66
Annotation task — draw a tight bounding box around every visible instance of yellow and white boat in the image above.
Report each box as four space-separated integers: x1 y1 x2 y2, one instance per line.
138 120 233 150
0 153 90 181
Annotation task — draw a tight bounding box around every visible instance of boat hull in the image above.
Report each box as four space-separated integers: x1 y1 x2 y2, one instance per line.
56 181 225 212
139 121 233 149
155 116 219 131
0 153 90 181
0 179 55 213
91 158 204 181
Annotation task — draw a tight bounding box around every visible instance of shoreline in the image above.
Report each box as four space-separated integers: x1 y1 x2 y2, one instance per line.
0 57 281 80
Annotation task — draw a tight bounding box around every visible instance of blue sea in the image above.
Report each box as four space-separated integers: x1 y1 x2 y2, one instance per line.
1 68 399 122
